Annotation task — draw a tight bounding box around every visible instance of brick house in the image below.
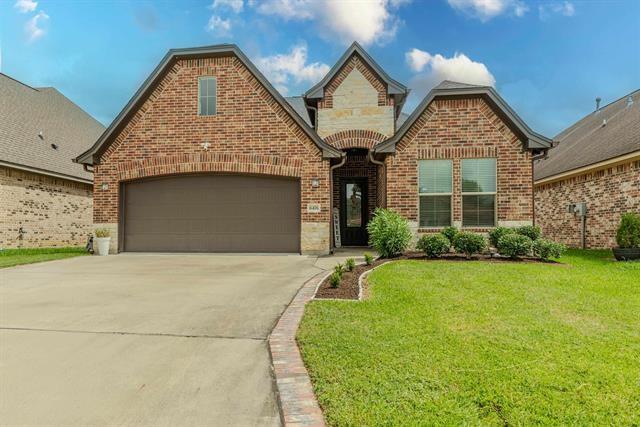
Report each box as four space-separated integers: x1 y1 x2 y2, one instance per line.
0 73 105 249
534 90 640 248
75 43 552 254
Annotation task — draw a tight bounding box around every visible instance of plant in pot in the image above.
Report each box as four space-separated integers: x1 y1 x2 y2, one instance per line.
613 212 640 261
94 228 111 256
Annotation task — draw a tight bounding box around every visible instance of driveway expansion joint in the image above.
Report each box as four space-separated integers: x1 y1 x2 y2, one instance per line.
268 271 327 427
0 327 265 341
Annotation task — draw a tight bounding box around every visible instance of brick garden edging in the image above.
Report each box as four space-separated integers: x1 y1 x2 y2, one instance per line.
269 270 331 427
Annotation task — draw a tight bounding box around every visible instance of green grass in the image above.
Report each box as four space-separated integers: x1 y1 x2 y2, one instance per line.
0 247 88 268
298 250 640 425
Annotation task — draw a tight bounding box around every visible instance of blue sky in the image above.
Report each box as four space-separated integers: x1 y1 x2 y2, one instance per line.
1 0 638 136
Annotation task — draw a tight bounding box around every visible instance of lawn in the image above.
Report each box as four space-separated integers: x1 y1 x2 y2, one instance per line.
298 250 640 425
0 247 88 268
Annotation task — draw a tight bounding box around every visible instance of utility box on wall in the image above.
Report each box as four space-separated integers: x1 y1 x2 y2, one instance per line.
567 202 588 216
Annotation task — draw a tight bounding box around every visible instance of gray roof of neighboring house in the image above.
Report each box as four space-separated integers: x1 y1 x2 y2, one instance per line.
396 112 410 128
76 44 341 164
285 96 311 126
534 89 640 181
0 73 104 183
375 80 553 154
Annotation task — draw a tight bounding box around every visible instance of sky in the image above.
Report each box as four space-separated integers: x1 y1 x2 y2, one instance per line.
1 0 639 137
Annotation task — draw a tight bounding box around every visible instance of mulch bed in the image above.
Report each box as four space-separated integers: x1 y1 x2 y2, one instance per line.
314 252 563 300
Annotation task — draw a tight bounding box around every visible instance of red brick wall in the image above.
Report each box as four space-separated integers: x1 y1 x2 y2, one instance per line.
534 159 640 248
92 55 330 252
385 97 533 231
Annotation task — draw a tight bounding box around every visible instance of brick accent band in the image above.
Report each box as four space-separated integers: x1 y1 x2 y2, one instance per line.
324 129 387 150
269 271 329 427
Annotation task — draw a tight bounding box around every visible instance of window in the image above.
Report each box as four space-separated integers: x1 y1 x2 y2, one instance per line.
418 160 452 227
198 77 217 116
462 158 496 227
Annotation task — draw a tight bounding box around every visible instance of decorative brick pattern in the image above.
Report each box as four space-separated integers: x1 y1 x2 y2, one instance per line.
269 271 329 427
92 54 331 254
323 129 387 150
534 159 640 248
0 166 92 248
385 97 533 233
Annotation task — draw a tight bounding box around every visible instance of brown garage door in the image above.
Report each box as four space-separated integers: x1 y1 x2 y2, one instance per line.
122 174 300 253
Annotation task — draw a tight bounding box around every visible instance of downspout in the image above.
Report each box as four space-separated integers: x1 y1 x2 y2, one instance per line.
329 152 347 253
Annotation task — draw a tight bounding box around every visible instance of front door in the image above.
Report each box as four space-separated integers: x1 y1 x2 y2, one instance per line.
340 178 368 246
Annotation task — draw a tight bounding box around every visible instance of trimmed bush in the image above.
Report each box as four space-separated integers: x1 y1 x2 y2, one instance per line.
417 234 450 258
497 234 533 258
441 226 459 243
364 253 374 266
452 232 486 258
616 212 640 248
329 272 341 288
367 208 412 258
489 226 515 248
533 239 566 261
345 258 356 271
516 225 541 241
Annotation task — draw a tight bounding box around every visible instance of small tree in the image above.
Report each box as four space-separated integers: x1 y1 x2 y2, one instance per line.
497 234 533 259
367 208 412 258
616 212 640 248
452 232 486 258
417 234 450 258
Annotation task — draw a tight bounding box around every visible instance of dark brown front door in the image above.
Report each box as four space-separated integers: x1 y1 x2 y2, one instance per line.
122 174 300 253
340 178 368 246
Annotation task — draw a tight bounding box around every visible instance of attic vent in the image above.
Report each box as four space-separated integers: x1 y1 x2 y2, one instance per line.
627 96 634 108
38 131 44 140
51 143 58 150
601 119 607 127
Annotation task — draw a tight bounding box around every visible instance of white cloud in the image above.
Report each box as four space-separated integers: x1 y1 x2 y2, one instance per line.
539 1 575 19
14 0 37 13
211 0 243 13
255 43 330 95
406 49 495 106
254 0 410 45
206 15 232 36
25 10 49 41
447 0 528 21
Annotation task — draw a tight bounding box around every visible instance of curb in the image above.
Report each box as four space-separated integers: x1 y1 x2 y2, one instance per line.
268 271 328 427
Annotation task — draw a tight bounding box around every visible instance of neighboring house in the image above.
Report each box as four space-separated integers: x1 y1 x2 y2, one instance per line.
75 43 552 254
534 90 640 248
0 73 105 249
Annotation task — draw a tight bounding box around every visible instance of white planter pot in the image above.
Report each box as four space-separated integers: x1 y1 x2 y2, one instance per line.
95 237 111 256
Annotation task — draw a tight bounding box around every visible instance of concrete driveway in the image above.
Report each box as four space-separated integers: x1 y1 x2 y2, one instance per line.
0 254 324 426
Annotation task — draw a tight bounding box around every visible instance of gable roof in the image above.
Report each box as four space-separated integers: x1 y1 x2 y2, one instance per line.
534 89 640 181
374 80 554 154
0 73 105 183
304 41 408 100
75 44 341 165
285 96 312 126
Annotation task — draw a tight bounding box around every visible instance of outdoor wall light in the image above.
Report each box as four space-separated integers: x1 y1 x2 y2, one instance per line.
311 178 320 188
101 183 109 190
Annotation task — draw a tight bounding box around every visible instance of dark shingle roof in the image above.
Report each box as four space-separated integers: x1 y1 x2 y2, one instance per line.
285 96 311 126
0 73 104 182
534 89 640 181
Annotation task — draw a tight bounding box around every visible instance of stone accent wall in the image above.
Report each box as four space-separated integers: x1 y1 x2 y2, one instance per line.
93 55 330 254
0 166 92 248
385 97 534 238
534 159 640 248
316 55 395 139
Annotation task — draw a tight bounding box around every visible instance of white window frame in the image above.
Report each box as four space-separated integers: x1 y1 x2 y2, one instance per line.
198 76 217 116
418 159 453 228
461 158 497 228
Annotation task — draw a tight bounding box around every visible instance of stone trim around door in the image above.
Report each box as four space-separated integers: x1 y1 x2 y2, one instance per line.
268 270 330 426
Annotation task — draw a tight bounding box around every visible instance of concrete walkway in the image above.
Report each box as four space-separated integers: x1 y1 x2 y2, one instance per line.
0 254 324 426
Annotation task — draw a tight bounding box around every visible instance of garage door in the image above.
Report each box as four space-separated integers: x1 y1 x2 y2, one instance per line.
122 175 300 252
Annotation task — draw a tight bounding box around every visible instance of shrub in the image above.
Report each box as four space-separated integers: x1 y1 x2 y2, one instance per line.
345 258 356 271
417 234 450 258
94 228 110 238
497 234 533 258
532 239 566 261
516 225 541 241
329 272 341 288
616 212 640 248
452 232 486 258
441 226 459 243
488 226 515 248
333 263 344 277
367 208 412 258
364 253 374 266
